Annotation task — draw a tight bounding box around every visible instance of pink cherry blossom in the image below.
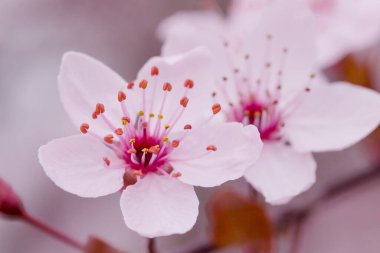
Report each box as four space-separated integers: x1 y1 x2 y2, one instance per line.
38 48 263 237
230 0 380 67
160 0 380 204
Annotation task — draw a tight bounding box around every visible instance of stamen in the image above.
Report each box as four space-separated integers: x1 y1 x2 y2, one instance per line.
118 91 126 102
184 124 192 130
172 140 180 148
103 157 111 166
148 145 160 154
104 134 114 144
180 97 189 107
122 116 131 125
114 128 123 135
139 80 148 89
127 82 135 89
212 103 221 115
151 66 159 76
95 103 105 114
206 145 217 151
184 79 194 89
80 123 89 134
171 172 182 178
163 82 172 91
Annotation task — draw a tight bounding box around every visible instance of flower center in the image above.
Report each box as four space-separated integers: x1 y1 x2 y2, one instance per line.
79 66 220 185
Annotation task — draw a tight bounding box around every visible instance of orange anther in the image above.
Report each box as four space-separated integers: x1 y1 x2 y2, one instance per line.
184 79 194 89
171 172 182 178
104 134 114 144
96 103 105 114
80 123 89 134
206 145 217 151
212 103 221 115
172 139 180 148
180 97 189 107
115 128 123 135
148 145 160 154
127 148 137 154
163 82 172 92
184 124 192 130
103 157 111 166
127 82 135 89
151 66 159 76
139 80 148 89
118 91 126 102
92 111 98 119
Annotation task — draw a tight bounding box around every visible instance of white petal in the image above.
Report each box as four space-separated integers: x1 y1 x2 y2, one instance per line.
285 82 380 152
170 123 263 187
244 142 316 205
58 52 129 135
120 174 198 237
38 135 125 197
245 0 317 99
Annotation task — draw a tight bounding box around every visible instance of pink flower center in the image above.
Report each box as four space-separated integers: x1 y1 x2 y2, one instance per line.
216 35 314 142
79 66 219 185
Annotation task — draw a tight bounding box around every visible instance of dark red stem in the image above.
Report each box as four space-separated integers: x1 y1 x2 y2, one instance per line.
21 212 85 251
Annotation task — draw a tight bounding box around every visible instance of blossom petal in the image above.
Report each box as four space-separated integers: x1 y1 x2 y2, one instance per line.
244 142 316 205
120 174 198 237
170 123 263 187
136 48 215 131
38 135 125 197
285 82 380 152
245 0 317 99
58 52 131 135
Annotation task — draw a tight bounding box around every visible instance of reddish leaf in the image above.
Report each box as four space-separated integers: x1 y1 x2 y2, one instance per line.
208 189 273 252
85 236 127 253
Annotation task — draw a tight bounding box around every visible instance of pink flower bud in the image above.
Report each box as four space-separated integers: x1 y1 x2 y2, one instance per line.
0 178 24 217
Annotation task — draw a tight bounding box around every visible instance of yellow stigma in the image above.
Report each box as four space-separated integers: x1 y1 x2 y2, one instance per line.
142 148 148 153
138 111 144 117
164 124 170 129
158 114 163 119
129 138 136 143
162 137 169 142
254 111 261 117
149 113 155 118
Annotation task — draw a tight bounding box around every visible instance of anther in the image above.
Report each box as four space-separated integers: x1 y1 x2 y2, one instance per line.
92 111 98 119
139 80 148 89
162 137 169 142
129 138 136 143
212 91 217 97
115 128 123 135
206 145 217 151
184 79 194 89
212 103 221 115
127 148 136 154
127 82 135 89
305 87 311 92
171 172 182 178
104 134 114 144
180 97 189 107
118 91 126 102
245 54 250 60
96 103 105 114
158 114 164 119
122 116 131 125
142 148 149 153
163 82 172 91
151 66 159 76
138 111 144 117
148 145 160 154
149 113 155 118
103 157 111 166
172 140 180 148
184 124 192 130
222 76 228 82
164 124 170 130
80 123 89 134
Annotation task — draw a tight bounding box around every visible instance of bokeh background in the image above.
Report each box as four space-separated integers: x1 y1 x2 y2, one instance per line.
1 1 380 252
